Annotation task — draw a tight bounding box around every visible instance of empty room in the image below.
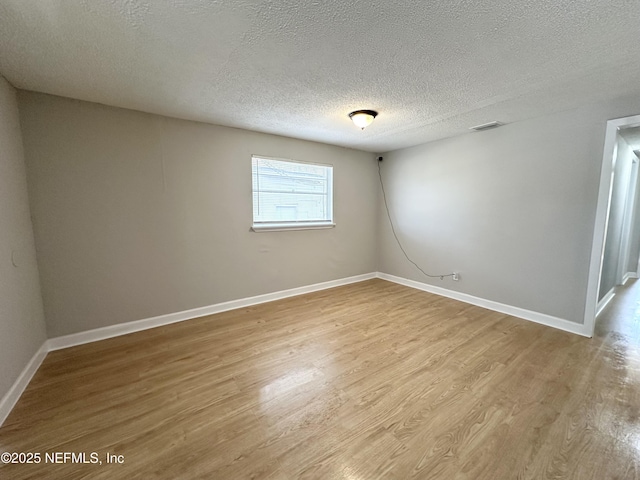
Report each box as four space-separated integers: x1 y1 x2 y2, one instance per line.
1 1 640 479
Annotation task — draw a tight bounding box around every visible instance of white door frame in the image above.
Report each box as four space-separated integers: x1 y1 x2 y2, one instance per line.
584 114 640 336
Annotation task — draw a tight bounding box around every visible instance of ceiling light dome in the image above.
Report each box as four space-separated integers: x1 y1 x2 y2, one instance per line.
349 110 378 130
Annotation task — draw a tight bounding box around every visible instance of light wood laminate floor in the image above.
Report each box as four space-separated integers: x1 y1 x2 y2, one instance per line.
1 278 639 479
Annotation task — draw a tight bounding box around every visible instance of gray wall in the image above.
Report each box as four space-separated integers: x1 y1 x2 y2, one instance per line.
378 96 640 324
599 136 637 300
14 89 640 339
0 77 47 401
19 92 378 338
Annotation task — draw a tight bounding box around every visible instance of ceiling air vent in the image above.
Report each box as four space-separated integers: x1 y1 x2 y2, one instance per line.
469 121 503 131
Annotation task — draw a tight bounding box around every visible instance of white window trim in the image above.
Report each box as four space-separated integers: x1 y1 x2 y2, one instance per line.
253 155 332 169
251 155 334 232
251 221 336 232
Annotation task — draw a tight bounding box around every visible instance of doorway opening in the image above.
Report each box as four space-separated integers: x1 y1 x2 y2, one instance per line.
585 114 640 336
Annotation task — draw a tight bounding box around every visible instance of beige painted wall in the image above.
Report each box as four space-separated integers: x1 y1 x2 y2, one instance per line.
0 77 47 400
377 95 640 325
19 92 378 338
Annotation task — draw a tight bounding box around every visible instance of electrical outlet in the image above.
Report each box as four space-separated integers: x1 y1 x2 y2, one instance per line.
452 272 460 281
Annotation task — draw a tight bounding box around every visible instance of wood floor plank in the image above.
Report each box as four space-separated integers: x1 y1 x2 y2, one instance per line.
2 278 640 479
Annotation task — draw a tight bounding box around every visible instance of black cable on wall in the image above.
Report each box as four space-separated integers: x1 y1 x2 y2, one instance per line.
377 157 455 281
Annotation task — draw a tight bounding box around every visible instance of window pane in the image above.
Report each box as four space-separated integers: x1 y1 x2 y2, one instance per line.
252 156 333 224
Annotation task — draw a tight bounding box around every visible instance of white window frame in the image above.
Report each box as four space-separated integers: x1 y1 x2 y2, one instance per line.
251 155 335 232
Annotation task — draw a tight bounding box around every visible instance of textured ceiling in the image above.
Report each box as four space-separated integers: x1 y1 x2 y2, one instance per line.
1 1 639 152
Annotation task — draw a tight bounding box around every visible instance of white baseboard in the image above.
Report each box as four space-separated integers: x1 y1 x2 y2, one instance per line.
376 272 591 337
0 341 48 427
48 272 377 351
596 287 616 316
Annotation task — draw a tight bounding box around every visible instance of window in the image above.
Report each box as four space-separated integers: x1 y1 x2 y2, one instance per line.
251 156 334 231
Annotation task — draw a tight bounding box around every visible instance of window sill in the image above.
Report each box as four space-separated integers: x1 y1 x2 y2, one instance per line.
251 222 336 232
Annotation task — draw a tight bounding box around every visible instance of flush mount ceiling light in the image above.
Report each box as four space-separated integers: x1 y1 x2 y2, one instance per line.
348 110 378 130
